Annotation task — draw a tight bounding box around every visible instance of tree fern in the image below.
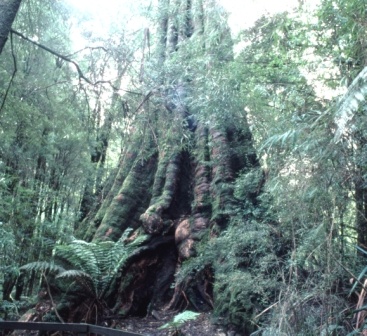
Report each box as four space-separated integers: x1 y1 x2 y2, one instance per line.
56 269 95 298
21 230 147 322
53 230 147 300
56 240 100 279
100 229 147 298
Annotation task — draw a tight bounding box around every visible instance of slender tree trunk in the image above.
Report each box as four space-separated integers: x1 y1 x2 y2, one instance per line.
355 180 367 248
0 0 22 54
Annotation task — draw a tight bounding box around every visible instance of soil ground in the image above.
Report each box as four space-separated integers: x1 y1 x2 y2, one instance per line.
116 311 232 336
9 301 240 336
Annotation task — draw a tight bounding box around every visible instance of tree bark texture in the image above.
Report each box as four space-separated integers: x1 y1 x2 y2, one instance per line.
75 0 263 321
0 0 22 55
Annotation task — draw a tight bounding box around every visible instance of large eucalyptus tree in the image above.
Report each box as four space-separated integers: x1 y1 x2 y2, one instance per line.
73 0 271 331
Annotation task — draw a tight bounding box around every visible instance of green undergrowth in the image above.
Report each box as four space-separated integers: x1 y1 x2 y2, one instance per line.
20 229 147 323
176 167 279 333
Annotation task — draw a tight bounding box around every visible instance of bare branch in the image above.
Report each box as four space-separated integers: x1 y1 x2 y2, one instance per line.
133 90 153 114
10 28 140 95
66 46 108 58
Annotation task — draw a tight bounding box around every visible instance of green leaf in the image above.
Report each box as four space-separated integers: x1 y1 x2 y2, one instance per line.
56 269 91 280
159 311 200 330
20 261 65 274
349 264 367 296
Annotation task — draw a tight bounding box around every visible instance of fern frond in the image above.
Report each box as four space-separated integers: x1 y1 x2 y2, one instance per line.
159 311 200 330
57 270 96 297
334 66 367 142
172 310 201 323
92 240 114 275
56 241 99 278
49 231 147 300
56 269 95 295
109 232 147 275
20 261 65 274
56 269 92 280
101 230 147 298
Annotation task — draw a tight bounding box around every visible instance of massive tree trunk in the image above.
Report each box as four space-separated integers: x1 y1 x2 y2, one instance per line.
75 0 266 328
0 0 22 54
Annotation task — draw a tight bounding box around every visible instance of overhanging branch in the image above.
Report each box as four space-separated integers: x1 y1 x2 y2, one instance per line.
10 28 139 94
11 29 96 84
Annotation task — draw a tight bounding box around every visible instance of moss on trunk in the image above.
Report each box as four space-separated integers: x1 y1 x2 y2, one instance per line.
93 153 158 241
69 0 271 330
140 151 181 235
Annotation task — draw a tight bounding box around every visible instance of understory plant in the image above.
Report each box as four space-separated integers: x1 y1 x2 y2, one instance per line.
20 229 146 323
159 310 201 336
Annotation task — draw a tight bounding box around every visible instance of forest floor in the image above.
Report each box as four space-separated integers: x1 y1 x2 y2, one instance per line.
12 300 238 336
116 310 232 336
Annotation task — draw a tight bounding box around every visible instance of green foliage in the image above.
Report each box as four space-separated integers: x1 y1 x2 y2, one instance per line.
159 310 201 334
56 230 147 300
0 224 16 270
212 2 367 333
177 170 278 332
333 66 367 142
0 300 20 320
20 261 65 274
210 221 279 332
2 0 367 334
0 0 146 301
21 229 147 322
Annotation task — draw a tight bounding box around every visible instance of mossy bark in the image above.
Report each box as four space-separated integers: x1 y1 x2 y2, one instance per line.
93 153 157 241
79 119 257 317
140 151 181 234
74 0 265 326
